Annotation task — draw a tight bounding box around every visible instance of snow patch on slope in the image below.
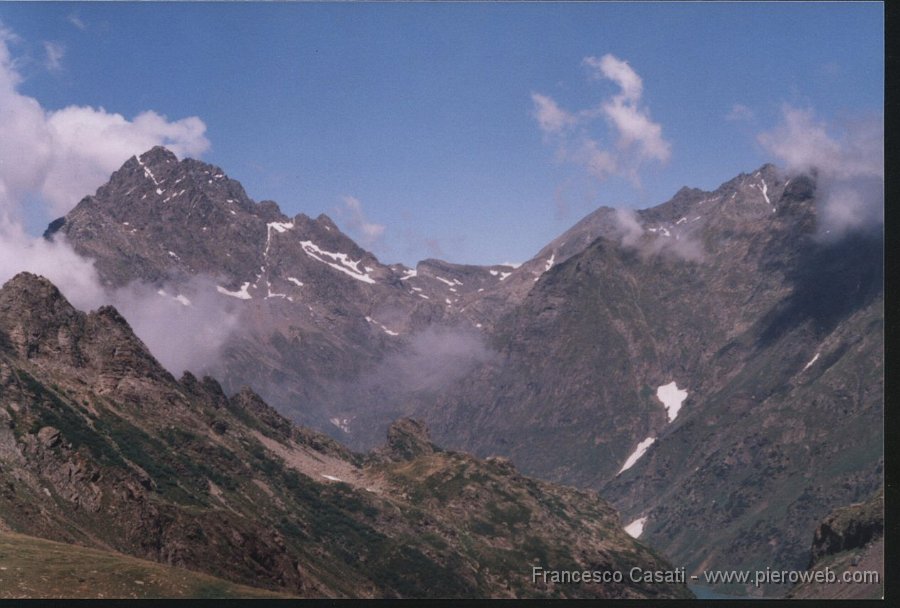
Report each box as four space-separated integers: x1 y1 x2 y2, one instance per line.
299 241 376 284
544 253 556 272
264 221 294 257
752 180 775 212
330 417 351 433
618 437 656 475
265 280 288 299
365 316 400 336
624 516 648 538
801 352 820 372
137 156 161 186
268 221 294 234
217 282 252 300
657 381 687 423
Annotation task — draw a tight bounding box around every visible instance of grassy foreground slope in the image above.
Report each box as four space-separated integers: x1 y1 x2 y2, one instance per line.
0 530 293 599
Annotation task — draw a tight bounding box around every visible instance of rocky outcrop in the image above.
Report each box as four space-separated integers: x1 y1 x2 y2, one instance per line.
785 487 884 599
382 418 435 461
0 273 171 394
808 487 884 568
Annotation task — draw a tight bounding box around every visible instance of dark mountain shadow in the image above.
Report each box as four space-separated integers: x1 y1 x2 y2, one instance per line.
756 229 884 348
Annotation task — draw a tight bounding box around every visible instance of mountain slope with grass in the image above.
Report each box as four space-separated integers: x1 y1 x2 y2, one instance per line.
0 530 294 599
0 272 690 599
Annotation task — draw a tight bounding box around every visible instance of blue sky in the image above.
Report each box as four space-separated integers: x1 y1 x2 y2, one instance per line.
0 2 884 266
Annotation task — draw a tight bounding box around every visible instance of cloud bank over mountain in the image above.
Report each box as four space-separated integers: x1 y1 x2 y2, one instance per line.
0 25 230 378
758 105 883 238
0 22 209 220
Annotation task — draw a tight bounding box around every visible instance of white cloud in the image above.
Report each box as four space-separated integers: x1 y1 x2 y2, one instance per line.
67 14 87 31
758 105 883 237
575 138 617 180
43 41 64 72
0 23 22 88
339 195 385 248
0 27 210 219
583 55 642 101
614 208 643 248
758 106 840 175
612 207 703 262
532 53 670 186
603 95 670 162
41 106 208 215
758 106 882 180
110 276 240 377
0 222 105 311
726 103 755 122
531 92 575 135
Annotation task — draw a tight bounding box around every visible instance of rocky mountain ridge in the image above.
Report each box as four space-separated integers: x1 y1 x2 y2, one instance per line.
43 147 883 597
46 147 528 435
0 272 690 598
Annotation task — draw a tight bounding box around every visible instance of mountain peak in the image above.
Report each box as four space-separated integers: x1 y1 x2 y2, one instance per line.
0 272 81 361
1 271 61 294
0 272 73 317
672 185 705 202
319 214 346 236
138 145 179 167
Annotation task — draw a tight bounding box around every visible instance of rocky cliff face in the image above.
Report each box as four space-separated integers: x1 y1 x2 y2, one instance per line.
0 272 690 598
807 487 884 569
786 488 884 599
